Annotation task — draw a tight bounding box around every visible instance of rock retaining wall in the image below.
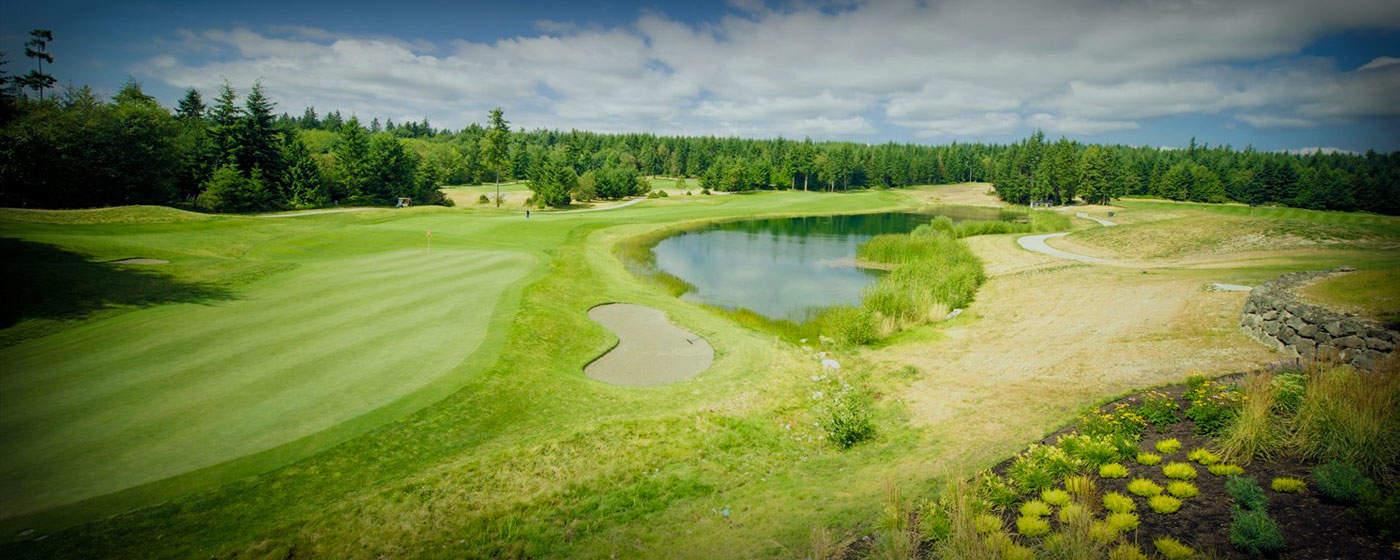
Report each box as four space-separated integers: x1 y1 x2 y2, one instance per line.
1240 268 1396 369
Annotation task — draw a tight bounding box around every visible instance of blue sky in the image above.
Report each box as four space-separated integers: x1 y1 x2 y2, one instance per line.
4 0 1399 152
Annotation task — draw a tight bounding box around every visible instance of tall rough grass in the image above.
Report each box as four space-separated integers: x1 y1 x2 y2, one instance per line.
935 479 1005 560
848 225 985 342
1219 373 1286 464
1292 363 1400 477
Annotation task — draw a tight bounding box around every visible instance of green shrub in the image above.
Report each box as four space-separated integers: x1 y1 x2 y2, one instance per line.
1270 477 1306 493
1184 377 1244 436
1292 365 1400 477
818 385 875 449
1058 502 1087 524
974 513 1003 534
977 473 1020 508
1108 543 1149 560
1064 475 1096 500
1105 511 1140 532
1135 452 1161 466
1103 492 1135 513
1019 499 1052 518
1220 373 1287 464
1098 463 1129 479
1041 488 1071 507
1155 438 1181 455
1167 481 1199 498
1016 515 1050 538
1148 494 1182 513
476 194 490 204
1359 485 1400 542
1153 536 1195 559
1162 462 1198 480
1271 372 1306 411
1007 445 1079 494
1079 403 1147 439
1226 476 1269 510
1313 461 1376 504
1229 506 1286 555
1058 433 1126 467
1127 478 1163 497
1209 464 1244 476
1186 448 1220 465
1135 390 1180 427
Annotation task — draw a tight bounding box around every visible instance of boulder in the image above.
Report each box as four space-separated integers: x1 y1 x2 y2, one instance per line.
1334 335 1365 350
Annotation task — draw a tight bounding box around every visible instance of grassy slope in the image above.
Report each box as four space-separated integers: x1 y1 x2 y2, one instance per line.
1296 267 1400 324
4 188 1397 559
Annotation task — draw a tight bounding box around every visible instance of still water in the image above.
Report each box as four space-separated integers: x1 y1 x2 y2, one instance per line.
651 213 938 323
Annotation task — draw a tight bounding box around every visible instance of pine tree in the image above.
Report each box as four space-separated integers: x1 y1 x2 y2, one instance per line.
280 135 327 207
335 117 371 199
18 29 55 101
176 88 205 120
208 82 241 165
237 83 282 180
482 108 510 206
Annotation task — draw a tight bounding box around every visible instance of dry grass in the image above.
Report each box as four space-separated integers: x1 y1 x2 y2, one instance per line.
1292 361 1400 477
1219 372 1286 464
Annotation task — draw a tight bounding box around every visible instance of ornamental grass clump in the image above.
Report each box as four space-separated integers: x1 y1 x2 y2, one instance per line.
1167 481 1199 499
1018 500 1052 518
1313 461 1377 504
1220 372 1287 464
1127 478 1163 497
1105 511 1140 533
1098 463 1129 479
1271 477 1306 493
1041 488 1071 507
1209 464 1244 476
1154 536 1195 559
1186 447 1220 465
1292 364 1400 478
1162 462 1197 480
974 513 1003 534
1057 503 1088 524
1155 438 1181 455
1016 515 1050 538
1064 475 1096 501
1148 494 1182 514
1226 476 1268 510
1135 452 1161 466
1102 492 1135 513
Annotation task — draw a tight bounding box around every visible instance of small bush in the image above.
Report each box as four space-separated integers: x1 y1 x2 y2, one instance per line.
1187 448 1221 465
1016 515 1050 538
1105 511 1140 532
1127 478 1163 497
1018 500 1052 518
1098 463 1129 479
1089 521 1120 544
1272 372 1306 411
1041 488 1071 507
1153 536 1195 559
1271 477 1306 493
1148 494 1182 513
1155 438 1181 455
1135 390 1180 427
1108 543 1149 560
1064 475 1096 500
1209 464 1245 476
1227 476 1268 510
1162 462 1198 480
476 194 490 204
1230 506 1286 555
1292 365 1400 477
1313 461 1376 504
1103 492 1135 513
1008 445 1080 494
978 473 1020 508
1221 372 1287 464
1058 502 1087 523
1167 481 1199 498
1184 377 1244 437
1135 452 1161 466
974 513 1003 534
986 532 1035 560
1058 433 1126 467
818 385 875 449
1359 486 1400 542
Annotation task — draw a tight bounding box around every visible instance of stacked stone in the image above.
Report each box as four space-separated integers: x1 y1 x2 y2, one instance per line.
1240 267 1396 370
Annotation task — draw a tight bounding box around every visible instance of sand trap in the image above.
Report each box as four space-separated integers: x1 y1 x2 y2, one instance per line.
585 303 713 386
107 258 168 265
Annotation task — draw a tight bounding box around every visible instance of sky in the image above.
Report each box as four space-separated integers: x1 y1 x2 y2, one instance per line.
4 0 1400 152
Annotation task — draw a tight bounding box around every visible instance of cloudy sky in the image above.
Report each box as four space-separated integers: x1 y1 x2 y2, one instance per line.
4 0 1400 151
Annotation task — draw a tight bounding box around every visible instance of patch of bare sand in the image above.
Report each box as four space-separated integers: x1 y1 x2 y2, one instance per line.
585 303 714 386
906 183 1006 207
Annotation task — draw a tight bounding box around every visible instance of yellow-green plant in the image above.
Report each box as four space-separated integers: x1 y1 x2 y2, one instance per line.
1154 536 1194 559
984 531 1034 560
1105 511 1140 532
1098 463 1129 479
1155 438 1181 455
1167 481 1199 498
1089 521 1120 544
1209 464 1244 476
1162 462 1198 480
974 513 1002 534
1271 477 1306 493
1058 502 1088 524
1220 372 1286 464
1187 447 1220 465
1064 475 1096 500
1102 492 1135 513
1016 515 1050 538
1292 365 1400 477
1108 543 1149 560
1041 488 1071 507
1018 500 1051 518
1135 452 1161 466
1148 494 1182 513
1127 478 1163 497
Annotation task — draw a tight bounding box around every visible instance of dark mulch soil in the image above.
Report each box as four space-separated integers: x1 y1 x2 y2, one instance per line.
991 374 1398 559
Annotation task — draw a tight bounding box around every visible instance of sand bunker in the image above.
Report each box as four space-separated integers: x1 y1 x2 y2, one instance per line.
107 258 169 265
585 303 714 386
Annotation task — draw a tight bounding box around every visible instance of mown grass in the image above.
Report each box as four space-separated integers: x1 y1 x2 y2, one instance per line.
1297 267 1400 326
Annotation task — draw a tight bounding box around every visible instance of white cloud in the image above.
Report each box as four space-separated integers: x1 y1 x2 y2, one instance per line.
133 0 1400 142
1277 146 1359 155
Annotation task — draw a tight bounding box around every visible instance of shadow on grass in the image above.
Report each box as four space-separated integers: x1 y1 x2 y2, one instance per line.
0 238 234 329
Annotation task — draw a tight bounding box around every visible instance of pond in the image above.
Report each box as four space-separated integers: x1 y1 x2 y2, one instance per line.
650 212 942 323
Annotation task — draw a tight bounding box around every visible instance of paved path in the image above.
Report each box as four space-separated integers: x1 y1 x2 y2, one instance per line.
1075 212 1117 227
554 197 645 214
1016 232 1109 264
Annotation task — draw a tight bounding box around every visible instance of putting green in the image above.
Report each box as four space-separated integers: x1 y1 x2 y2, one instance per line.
0 248 534 518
